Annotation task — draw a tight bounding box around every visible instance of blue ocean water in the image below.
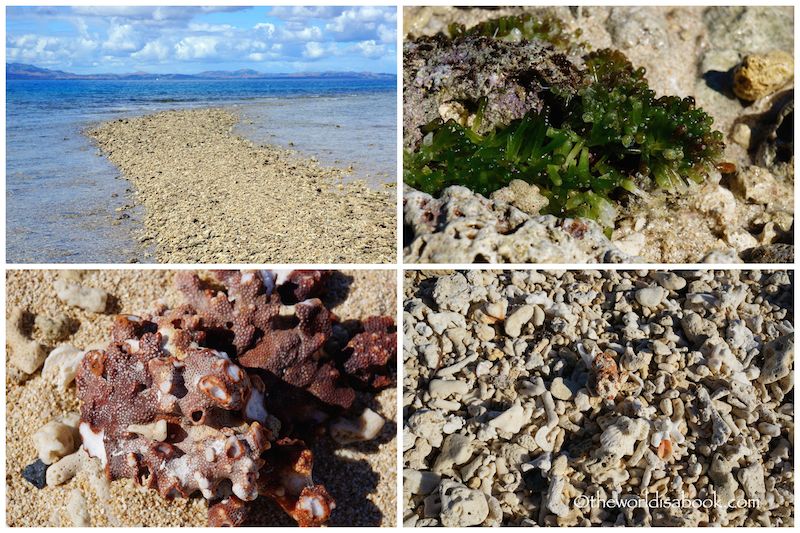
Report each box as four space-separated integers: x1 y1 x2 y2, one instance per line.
6 77 396 263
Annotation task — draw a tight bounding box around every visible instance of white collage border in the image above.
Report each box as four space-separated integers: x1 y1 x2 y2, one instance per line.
1 0 798 530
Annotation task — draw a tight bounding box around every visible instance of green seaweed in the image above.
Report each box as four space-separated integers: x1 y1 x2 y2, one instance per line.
405 45 725 229
447 13 580 51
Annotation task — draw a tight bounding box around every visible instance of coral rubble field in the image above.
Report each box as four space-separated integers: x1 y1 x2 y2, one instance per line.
403 269 793 526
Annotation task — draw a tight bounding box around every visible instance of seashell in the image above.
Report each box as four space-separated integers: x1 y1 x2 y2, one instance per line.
599 416 648 458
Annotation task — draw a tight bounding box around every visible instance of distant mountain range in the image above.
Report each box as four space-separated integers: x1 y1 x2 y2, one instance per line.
6 63 396 81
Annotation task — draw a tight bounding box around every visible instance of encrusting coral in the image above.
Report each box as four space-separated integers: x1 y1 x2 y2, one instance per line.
75 270 396 526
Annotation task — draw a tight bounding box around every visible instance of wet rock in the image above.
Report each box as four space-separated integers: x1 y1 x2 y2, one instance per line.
730 166 782 204
490 180 549 216
404 186 632 264
403 34 584 150
705 7 794 55
733 51 793 101
606 7 668 49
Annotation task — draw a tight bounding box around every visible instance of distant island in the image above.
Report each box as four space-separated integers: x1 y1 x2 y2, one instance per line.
7 63 397 81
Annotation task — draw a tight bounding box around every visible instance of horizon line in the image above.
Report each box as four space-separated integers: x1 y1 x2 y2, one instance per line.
7 62 397 77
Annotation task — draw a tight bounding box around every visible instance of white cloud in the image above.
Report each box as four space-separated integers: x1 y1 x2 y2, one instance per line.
8 6 397 71
303 41 336 59
377 24 396 44
174 36 219 60
70 6 244 25
354 40 387 59
7 33 99 65
187 23 235 34
103 23 141 53
325 7 396 42
269 6 342 21
131 40 170 62
254 22 276 37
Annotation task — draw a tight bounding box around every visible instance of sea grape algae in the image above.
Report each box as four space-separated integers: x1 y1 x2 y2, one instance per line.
404 15 725 229
75 270 396 526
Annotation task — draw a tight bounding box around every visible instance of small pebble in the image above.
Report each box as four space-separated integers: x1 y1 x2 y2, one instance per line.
22 459 48 489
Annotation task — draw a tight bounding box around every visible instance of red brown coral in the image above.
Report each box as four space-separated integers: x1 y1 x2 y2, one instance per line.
208 496 249 527
76 270 396 527
589 350 623 400
76 319 271 504
343 316 397 389
260 438 335 526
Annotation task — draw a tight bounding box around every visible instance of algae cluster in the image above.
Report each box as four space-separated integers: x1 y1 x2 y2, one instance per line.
404 16 725 228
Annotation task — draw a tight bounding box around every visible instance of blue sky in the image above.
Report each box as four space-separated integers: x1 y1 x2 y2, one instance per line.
6 6 397 73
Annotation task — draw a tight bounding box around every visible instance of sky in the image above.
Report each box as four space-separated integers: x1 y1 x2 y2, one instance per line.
6 6 397 74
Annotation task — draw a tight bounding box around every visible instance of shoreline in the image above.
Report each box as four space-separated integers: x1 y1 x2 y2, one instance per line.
86 107 395 264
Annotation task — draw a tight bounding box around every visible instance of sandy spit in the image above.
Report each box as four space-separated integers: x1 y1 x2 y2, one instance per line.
6 269 396 527
87 108 396 264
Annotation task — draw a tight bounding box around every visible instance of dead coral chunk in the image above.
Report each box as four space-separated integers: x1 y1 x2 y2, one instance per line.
330 407 386 444
53 279 109 313
174 270 280 355
7 307 48 375
34 313 71 343
42 345 86 390
588 351 623 400
273 269 333 301
76 325 271 504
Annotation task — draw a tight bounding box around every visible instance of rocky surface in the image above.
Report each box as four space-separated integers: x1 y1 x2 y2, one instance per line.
403 34 583 151
404 186 633 263
88 108 395 264
403 6 794 263
403 270 793 526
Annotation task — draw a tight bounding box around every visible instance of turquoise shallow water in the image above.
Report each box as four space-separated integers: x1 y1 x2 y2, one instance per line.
6 77 396 263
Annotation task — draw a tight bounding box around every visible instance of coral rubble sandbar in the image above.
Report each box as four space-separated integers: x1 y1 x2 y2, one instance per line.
88 108 395 264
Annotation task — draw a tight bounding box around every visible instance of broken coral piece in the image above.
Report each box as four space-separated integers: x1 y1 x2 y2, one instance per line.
343 316 398 389
7 306 48 375
75 270 396 526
